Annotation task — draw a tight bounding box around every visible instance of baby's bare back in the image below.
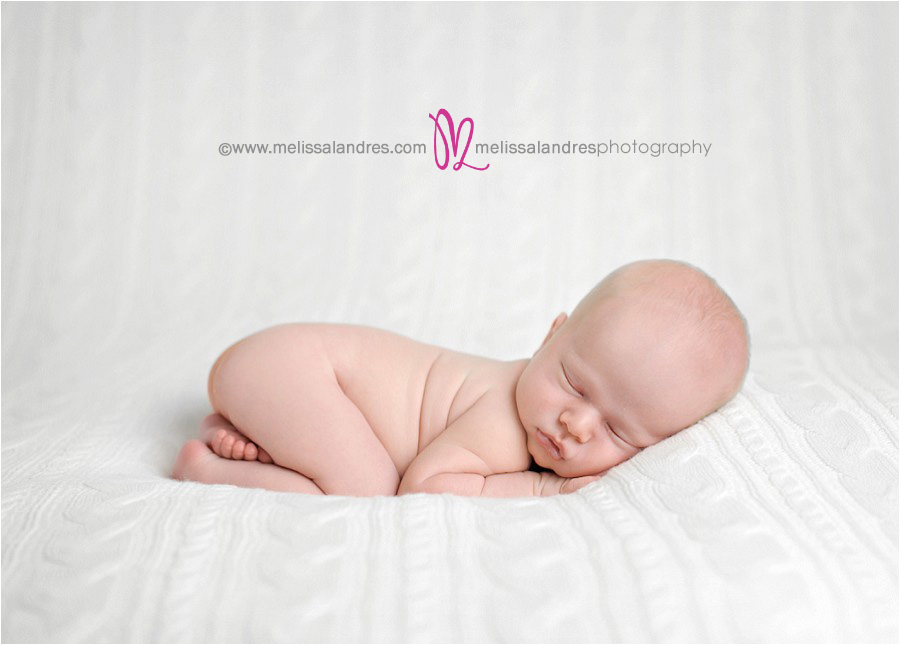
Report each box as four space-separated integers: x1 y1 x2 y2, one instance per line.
318 324 527 474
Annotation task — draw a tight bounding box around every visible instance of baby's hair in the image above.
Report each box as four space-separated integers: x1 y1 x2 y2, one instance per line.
575 259 750 408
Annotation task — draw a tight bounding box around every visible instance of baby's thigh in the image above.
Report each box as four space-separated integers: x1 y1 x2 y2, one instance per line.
208 325 399 495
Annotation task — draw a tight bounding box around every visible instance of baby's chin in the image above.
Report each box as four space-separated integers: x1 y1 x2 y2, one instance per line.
554 456 614 478
529 451 601 478
526 442 559 474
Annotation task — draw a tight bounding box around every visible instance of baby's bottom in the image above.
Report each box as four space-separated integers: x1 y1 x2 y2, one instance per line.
172 325 401 496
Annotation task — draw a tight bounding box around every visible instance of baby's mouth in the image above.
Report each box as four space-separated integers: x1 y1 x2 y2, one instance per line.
536 429 563 460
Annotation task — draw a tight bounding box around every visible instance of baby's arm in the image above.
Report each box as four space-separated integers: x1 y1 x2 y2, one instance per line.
398 396 598 497
403 467 598 497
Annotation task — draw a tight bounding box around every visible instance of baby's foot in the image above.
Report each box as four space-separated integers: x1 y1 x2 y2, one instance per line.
210 427 275 463
172 439 218 481
199 413 273 463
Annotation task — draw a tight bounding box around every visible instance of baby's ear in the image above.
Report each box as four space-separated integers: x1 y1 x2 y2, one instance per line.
539 312 568 349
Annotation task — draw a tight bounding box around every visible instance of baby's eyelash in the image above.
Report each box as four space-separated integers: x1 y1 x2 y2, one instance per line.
607 424 628 447
607 424 640 450
562 365 581 395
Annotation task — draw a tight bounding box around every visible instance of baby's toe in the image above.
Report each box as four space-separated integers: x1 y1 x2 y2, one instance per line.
231 439 246 460
219 434 236 457
243 443 258 461
209 429 225 455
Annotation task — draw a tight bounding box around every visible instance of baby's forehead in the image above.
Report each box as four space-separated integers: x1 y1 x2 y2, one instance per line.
576 290 698 338
570 295 720 385
568 263 748 420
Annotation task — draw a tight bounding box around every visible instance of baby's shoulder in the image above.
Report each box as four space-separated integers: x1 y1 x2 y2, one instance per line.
428 357 530 472
426 350 516 415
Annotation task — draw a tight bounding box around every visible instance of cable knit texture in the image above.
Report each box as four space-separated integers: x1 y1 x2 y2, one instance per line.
2 3 897 642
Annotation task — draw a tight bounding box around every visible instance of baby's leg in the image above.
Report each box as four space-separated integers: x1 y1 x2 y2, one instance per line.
173 440 324 493
205 325 401 496
200 413 273 463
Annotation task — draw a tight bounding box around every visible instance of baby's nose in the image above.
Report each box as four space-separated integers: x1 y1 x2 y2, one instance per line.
569 424 591 443
561 409 594 442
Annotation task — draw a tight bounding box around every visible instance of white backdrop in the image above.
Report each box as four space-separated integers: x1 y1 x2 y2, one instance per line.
3 3 897 642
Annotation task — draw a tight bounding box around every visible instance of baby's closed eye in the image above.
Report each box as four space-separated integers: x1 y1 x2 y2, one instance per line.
562 364 582 396
606 423 641 451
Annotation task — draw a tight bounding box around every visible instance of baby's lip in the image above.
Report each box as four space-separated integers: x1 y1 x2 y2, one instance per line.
536 429 564 460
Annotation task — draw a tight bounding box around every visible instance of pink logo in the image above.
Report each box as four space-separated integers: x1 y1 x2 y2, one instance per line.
429 109 489 171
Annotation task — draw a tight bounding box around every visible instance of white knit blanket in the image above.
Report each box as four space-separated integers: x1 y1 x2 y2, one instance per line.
2 3 897 642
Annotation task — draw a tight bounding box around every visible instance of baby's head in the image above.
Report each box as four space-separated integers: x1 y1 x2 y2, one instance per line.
516 259 749 477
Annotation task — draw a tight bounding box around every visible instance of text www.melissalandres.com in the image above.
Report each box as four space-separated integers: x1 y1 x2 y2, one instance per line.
218 139 712 157
218 141 426 155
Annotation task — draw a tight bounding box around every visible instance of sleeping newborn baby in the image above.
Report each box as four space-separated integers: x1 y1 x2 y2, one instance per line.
173 259 749 497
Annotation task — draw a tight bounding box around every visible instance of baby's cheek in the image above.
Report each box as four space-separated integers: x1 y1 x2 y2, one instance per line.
610 454 629 469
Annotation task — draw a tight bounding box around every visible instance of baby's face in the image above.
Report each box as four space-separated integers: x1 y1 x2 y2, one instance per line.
515 294 725 478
